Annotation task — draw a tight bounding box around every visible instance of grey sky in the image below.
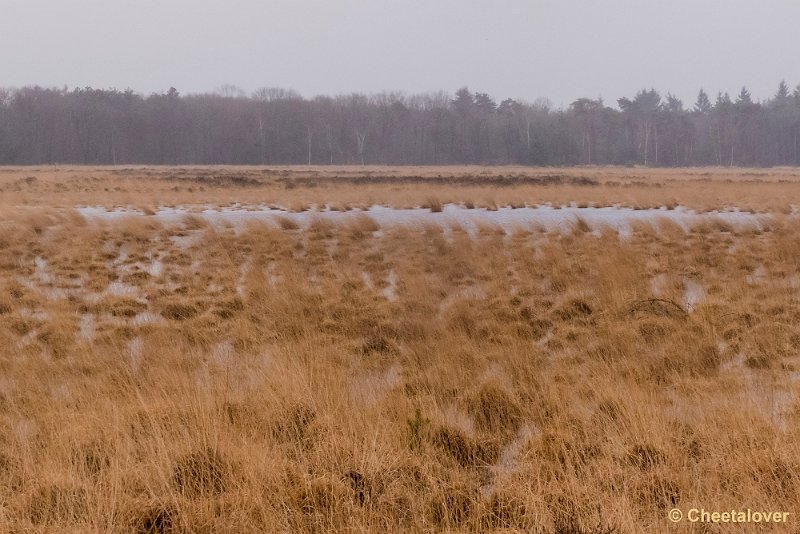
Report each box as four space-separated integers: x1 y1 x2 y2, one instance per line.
2 0 799 108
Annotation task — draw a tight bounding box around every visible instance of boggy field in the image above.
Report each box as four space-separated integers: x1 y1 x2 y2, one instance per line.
2 167 800 532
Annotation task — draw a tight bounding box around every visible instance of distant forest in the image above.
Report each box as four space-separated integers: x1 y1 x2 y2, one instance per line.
2 83 800 167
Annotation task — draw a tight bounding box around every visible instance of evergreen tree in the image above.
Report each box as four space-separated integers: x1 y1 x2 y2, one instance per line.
693 89 712 113
451 87 474 114
474 93 497 113
775 80 791 105
736 87 753 105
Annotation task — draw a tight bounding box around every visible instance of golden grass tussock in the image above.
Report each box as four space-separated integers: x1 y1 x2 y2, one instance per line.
274 215 300 230
346 213 380 239
0 166 799 531
424 197 443 212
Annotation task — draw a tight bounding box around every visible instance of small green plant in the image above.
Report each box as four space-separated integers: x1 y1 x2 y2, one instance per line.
406 408 429 450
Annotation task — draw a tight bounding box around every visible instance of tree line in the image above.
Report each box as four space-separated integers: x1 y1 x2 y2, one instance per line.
1 83 800 166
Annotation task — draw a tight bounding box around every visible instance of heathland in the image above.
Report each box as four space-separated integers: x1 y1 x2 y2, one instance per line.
1 166 799 532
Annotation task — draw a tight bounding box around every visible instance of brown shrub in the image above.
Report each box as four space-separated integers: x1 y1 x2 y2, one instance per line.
572 216 591 234
274 215 299 230
467 382 523 437
481 492 531 530
130 502 180 534
535 429 602 475
308 217 336 238
161 302 200 321
171 448 228 497
108 298 148 318
347 214 380 237
547 493 618 534
343 470 384 506
180 214 208 230
286 473 350 525
636 319 673 342
270 404 317 448
430 426 499 468
0 453 23 492
636 475 681 512
429 484 475 528
626 444 666 471
553 298 594 321
212 297 244 319
361 331 397 355
28 484 89 525
37 326 74 359
628 298 688 320
70 441 111 478
425 198 443 212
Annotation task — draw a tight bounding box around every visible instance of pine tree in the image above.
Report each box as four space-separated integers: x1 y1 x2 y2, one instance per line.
693 89 712 113
451 87 474 114
775 80 791 104
474 92 497 113
736 87 752 105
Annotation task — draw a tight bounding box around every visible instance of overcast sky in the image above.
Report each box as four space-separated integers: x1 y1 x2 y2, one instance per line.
2 0 799 108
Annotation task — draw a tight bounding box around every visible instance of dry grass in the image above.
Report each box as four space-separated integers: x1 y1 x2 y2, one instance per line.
0 167 799 531
425 198 444 213
3 164 800 212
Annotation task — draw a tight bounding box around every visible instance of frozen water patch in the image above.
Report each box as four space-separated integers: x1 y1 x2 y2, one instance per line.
189 259 202 274
650 273 669 296
78 206 148 220
132 312 165 326
16 329 38 349
50 383 72 403
265 262 282 286
146 259 164 277
0 378 15 400
325 237 338 258
106 281 139 297
746 265 767 285
482 424 539 498
536 331 554 348
443 406 477 435
360 271 375 290
128 337 144 373
207 283 225 294
439 285 487 314
169 232 203 249
720 352 746 374
13 418 38 443
105 247 129 270
34 257 54 284
209 340 235 367
25 256 70 300
683 278 706 312
237 258 253 296
780 274 800 290
79 313 96 341
76 204 770 236
39 286 68 301
17 308 49 321
382 270 398 301
751 384 795 432
720 352 796 431
350 364 401 407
